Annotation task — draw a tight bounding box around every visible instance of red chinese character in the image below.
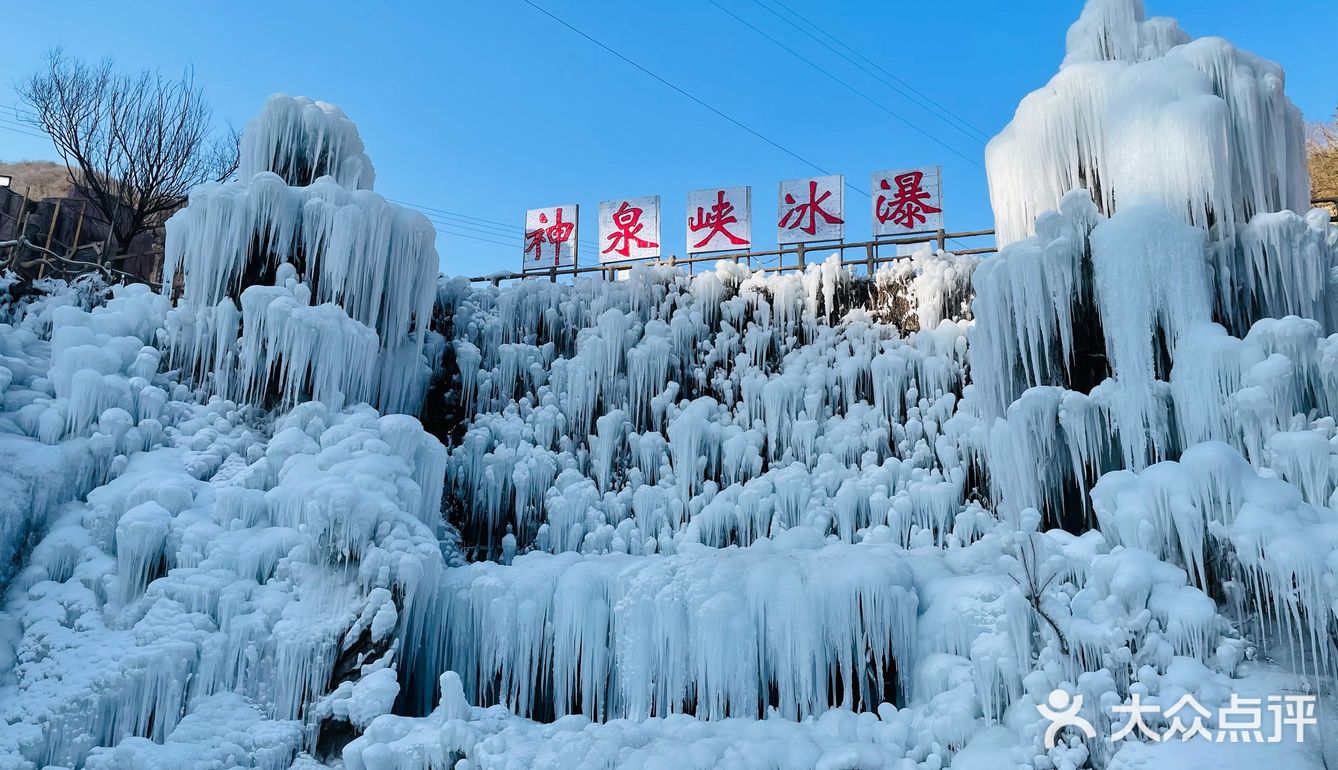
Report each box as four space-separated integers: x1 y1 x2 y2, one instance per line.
525 207 575 264
602 201 658 258
876 171 941 230
688 190 748 250
779 179 844 236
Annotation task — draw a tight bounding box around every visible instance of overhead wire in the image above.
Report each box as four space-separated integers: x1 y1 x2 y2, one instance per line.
516 0 868 200
759 0 992 144
705 0 984 171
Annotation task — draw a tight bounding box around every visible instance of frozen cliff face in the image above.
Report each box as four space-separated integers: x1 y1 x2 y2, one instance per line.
162 94 439 415
5 1 1338 768
0 281 451 768
0 95 450 769
441 253 978 560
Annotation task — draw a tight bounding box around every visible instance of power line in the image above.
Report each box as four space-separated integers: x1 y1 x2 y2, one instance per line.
0 116 587 255
0 104 44 138
410 209 600 254
394 198 599 250
0 106 556 248
11 84 980 258
703 1 981 250
401 202 603 255
388 198 519 231
706 0 984 170
0 121 48 141
418 214 519 240
517 0 868 199
754 0 991 144
435 229 518 249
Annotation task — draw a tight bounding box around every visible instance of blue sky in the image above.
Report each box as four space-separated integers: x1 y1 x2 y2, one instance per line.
2 1 1335 277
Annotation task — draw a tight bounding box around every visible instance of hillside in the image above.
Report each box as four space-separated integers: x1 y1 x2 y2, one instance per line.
0 160 74 200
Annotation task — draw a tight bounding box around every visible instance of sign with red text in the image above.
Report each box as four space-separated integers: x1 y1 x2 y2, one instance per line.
686 186 751 254
777 175 845 244
599 195 661 263
523 204 579 271
872 166 942 235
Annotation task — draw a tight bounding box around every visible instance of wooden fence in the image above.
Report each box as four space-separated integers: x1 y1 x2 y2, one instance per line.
0 185 165 287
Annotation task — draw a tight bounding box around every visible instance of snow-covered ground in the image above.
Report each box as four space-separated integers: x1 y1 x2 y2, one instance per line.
3 0 1338 768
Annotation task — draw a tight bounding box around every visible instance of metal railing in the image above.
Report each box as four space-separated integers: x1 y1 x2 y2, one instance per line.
0 236 159 287
469 196 1338 286
1 185 166 288
473 227 997 285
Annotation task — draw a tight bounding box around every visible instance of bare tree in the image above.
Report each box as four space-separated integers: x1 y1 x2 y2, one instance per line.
16 49 239 256
1309 110 1338 206
1010 532 1071 657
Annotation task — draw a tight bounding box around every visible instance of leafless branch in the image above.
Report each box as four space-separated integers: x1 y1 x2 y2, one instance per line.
16 49 239 255
1010 533 1071 657
1308 109 1338 201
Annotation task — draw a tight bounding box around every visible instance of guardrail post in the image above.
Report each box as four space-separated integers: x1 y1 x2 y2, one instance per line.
70 201 87 259
37 199 64 279
45 199 61 251
13 188 29 241
463 229 1000 284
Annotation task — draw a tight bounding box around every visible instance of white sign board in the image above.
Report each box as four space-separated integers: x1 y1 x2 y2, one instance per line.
523 204 579 271
687 186 751 254
872 166 943 236
777 175 845 244
598 195 661 263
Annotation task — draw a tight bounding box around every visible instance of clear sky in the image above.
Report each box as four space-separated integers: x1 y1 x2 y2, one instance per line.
1 1 1335 277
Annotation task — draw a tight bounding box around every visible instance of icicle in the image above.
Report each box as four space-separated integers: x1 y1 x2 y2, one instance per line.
238 94 375 189
440 540 918 722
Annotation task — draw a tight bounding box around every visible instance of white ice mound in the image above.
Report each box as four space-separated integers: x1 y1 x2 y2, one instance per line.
239 93 375 190
988 0 1308 247
163 96 440 414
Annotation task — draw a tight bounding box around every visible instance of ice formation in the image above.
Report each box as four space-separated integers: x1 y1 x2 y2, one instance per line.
163 94 439 414
440 535 917 722
3 1 1338 768
441 255 976 559
0 97 448 769
988 0 1308 249
0 293 448 768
